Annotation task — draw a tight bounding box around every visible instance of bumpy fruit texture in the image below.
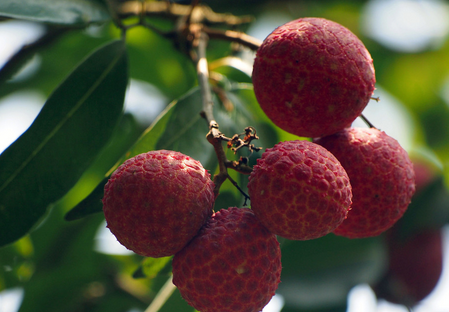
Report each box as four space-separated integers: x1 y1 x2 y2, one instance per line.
374 229 443 306
172 207 281 312
247 140 352 240
314 128 415 238
102 150 215 258
252 17 375 138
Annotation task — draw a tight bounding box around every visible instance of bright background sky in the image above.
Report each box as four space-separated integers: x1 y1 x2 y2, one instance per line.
1 0 449 311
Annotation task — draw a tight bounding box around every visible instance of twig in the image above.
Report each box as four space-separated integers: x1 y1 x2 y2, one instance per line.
114 1 261 52
225 160 253 175
113 1 259 200
117 2 253 26
227 174 250 206
188 0 201 19
360 114 377 129
196 31 252 201
204 27 262 51
196 31 227 196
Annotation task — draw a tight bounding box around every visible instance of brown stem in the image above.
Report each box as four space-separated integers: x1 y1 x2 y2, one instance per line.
196 31 227 196
225 160 253 175
360 114 377 129
117 2 253 26
114 1 261 53
204 27 262 51
196 31 252 200
227 175 250 206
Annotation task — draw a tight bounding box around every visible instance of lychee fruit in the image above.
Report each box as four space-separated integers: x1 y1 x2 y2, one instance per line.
172 207 281 312
252 17 375 138
314 128 415 238
373 229 443 306
247 140 352 240
102 150 215 258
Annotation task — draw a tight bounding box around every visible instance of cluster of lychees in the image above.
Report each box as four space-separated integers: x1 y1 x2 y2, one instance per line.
102 18 416 312
102 150 281 312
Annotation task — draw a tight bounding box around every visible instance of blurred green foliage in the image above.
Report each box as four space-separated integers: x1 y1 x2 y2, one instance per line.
0 1 448 312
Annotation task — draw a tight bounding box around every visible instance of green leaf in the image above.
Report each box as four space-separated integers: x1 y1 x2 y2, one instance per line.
64 113 143 221
18 210 147 312
124 84 272 169
0 40 128 246
0 0 110 25
124 100 177 158
227 84 304 143
0 28 66 85
66 88 217 222
210 57 253 84
225 83 280 151
278 234 386 310
0 28 115 101
154 89 218 168
125 87 218 171
122 83 280 208
127 27 196 99
64 177 107 221
133 256 172 280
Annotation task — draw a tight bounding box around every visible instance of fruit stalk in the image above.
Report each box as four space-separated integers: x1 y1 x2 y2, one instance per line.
204 27 262 51
195 30 228 197
195 30 253 200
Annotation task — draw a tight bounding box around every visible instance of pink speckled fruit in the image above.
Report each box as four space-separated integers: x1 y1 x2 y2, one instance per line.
172 207 281 312
247 140 352 240
102 150 215 258
252 17 375 138
314 128 415 238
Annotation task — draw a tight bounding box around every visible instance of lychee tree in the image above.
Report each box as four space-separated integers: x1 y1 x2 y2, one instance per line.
0 1 449 312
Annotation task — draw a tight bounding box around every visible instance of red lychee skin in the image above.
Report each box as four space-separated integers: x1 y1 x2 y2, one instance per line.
374 229 443 306
102 150 215 258
247 140 352 240
314 128 416 238
172 207 281 312
252 17 375 138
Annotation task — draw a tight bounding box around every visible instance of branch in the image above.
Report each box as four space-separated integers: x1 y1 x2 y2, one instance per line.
204 27 262 51
114 1 261 52
113 2 259 201
117 1 253 26
227 174 250 206
196 32 227 195
197 32 215 126
196 31 251 201
360 114 377 129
